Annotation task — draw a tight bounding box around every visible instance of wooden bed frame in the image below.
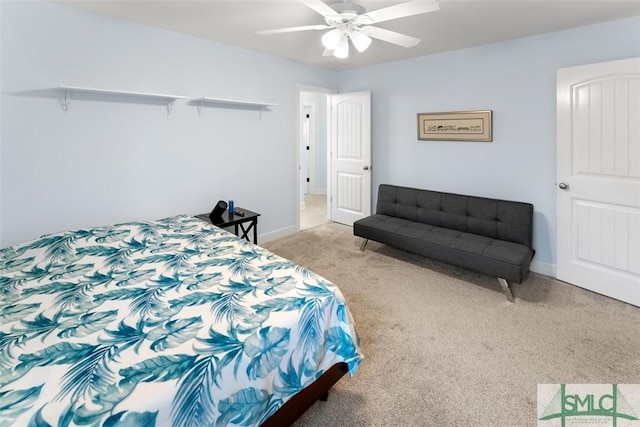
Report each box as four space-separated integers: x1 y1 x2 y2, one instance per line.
261 362 348 426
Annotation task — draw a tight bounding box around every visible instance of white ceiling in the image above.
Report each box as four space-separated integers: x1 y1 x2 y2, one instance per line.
58 0 640 71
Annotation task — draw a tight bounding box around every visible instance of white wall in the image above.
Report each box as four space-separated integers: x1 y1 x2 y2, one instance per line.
2 1 639 274
0 1 337 247
337 16 640 275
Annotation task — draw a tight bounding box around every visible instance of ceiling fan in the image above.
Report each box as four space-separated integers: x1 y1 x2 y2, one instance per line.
257 0 440 59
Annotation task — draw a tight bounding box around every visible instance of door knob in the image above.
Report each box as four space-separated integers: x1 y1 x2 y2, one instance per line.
363 166 370 171
558 182 569 190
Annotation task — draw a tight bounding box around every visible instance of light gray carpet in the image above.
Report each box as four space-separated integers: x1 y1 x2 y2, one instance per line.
262 222 640 426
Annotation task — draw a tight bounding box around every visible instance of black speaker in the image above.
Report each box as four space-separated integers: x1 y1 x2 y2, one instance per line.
209 200 227 222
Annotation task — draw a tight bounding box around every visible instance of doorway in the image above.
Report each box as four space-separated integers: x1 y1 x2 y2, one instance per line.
298 88 331 230
296 87 372 231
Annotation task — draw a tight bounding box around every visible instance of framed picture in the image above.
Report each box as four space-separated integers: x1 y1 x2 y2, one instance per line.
417 110 492 141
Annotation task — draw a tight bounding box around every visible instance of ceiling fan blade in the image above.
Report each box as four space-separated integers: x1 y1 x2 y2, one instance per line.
361 26 421 48
357 0 439 25
299 0 341 19
257 25 331 35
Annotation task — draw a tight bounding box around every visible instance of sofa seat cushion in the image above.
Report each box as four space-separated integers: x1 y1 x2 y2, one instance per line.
354 214 531 267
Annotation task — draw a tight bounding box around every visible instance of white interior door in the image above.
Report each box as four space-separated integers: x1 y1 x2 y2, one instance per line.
557 57 640 307
330 91 372 226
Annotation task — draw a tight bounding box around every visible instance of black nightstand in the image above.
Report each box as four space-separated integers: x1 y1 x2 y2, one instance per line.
195 208 261 244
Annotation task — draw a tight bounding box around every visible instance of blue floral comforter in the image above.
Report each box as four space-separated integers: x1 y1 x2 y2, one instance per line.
0 215 362 426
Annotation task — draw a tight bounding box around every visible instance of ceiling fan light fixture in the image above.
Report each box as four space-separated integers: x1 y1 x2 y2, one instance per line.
258 0 440 61
333 36 349 59
321 28 343 50
350 30 372 53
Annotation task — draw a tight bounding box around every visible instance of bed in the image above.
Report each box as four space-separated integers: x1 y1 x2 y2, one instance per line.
0 215 363 426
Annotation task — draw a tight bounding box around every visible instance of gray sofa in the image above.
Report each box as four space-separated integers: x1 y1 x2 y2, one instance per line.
353 184 535 301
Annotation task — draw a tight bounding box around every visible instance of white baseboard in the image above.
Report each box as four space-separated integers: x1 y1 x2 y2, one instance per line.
258 226 297 245
530 260 556 278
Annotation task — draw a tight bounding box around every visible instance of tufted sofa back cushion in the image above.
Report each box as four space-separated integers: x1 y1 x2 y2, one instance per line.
376 184 533 247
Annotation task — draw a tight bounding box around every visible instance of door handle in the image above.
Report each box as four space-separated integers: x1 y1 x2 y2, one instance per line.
363 166 370 171
558 182 569 190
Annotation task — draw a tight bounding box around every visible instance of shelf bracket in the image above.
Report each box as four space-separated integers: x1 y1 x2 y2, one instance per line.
197 101 204 117
59 89 71 114
166 99 176 117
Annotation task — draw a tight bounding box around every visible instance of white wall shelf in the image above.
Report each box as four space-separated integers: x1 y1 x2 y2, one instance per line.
191 97 277 116
58 85 188 116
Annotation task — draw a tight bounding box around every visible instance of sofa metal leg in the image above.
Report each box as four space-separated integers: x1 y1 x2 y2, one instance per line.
498 277 515 303
360 239 369 251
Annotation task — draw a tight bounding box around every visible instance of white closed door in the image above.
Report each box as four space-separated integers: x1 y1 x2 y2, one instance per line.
557 57 640 307
330 91 372 226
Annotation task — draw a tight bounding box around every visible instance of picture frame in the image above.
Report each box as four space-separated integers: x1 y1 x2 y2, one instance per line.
417 110 492 142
